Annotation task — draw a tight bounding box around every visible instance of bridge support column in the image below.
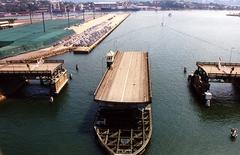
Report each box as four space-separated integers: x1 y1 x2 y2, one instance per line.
189 69 210 96
232 79 240 89
190 75 210 95
50 70 69 95
40 77 44 85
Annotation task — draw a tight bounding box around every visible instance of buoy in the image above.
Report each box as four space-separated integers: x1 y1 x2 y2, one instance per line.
49 96 54 104
76 64 79 71
184 67 187 74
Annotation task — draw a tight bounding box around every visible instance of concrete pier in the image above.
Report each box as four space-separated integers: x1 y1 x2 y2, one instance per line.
72 14 130 53
0 59 68 97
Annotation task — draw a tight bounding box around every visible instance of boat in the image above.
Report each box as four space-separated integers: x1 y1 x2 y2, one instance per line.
94 51 152 155
231 128 238 139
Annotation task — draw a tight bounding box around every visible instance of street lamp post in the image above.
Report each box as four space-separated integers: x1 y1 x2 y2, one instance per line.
28 4 33 24
29 11 32 24
93 5 95 19
230 47 235 63
42 12 46 32
82 9 85 22
67 7 70 28
50 3 53 20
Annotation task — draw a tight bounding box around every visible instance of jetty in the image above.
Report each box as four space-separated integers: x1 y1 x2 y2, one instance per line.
188 61 240 106
71 14 129 53
0 59 68 96
94 51 152 155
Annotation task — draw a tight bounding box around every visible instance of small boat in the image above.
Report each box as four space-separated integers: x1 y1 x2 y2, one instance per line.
49 96 54 104
231 128 238 139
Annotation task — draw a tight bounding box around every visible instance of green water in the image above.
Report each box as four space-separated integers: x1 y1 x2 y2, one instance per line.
0 19 81 58
1 11 240 155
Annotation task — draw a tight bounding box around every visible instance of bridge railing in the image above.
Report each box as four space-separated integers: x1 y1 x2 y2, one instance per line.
197 61 240 66
0 70 52 75
208 73 240 78
5 59 64 64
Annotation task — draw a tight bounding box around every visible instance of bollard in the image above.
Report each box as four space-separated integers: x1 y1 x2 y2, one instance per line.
76 64 79 71
184 67 187 74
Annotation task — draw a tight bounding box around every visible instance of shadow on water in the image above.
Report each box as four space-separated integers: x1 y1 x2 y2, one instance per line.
13 85 50 99
78 101 97 133
187 82 205 108
188 82 240 121
77 91 105 154
0 81 69 119
142 140 152 155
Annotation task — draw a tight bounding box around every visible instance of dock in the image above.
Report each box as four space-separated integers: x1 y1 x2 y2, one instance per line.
72 14 129 53
188 61 240 105
0 59 68 96
94 51 152 155
0 13 129 62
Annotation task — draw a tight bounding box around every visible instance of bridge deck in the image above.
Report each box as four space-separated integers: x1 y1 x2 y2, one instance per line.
94 51 151 104
0 60 63 76
197 62 240 78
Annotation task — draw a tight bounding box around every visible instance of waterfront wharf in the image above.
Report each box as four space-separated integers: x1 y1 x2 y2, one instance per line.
189 61 240 99
0 59 68 95
94 51 152 155
94 51 151 104
0 14 129 62
72 14 129 53
0 45 71 62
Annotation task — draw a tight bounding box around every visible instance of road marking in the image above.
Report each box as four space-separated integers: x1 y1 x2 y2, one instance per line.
121 53 133 102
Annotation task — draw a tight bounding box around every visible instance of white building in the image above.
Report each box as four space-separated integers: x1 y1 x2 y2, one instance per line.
51 0 61 10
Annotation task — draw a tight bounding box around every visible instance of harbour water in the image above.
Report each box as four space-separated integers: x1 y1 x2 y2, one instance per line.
1 10 240 154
